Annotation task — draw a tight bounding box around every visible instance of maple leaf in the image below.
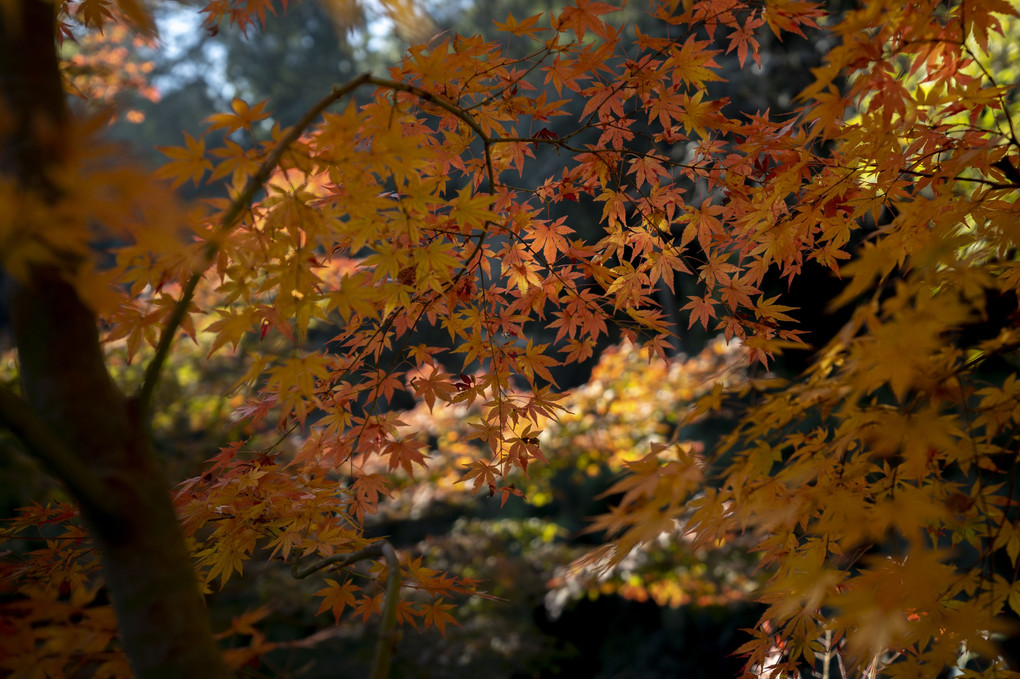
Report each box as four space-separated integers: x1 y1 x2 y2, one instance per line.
754 295 797 325
77 0 114 31
493 11 543 37
415 240 461 292
394 600 422 629
496 483 526 508
667 36 723 89
719 275 759 311
683 295 719 330
366 368 404 403
421 598 459 637
561 337 596 363
528 216 573 264
209 139 261 187
959 0 1017 53
764 0 824 38
383 437 430 478
315 579 360 623
628 153 668 188
352 593 384 624
726 11 765 67
514 340 559 386
349 473 392 524
409 368 457 412
449 186 497 230
680 198 724 251
206 97 270 134
543 54 583 95
460 460 501 495
155 132 213 188
677 90 719 138
197 536 250 588
553 0 619 40
401 555 432 582
205 309 254 354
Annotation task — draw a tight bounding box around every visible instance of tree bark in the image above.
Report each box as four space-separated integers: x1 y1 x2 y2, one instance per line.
0 1 229 676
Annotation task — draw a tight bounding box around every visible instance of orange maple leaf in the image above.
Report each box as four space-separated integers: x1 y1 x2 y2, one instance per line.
155 132 212 187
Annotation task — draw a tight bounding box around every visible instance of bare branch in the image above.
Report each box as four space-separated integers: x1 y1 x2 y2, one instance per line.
290 541 387 579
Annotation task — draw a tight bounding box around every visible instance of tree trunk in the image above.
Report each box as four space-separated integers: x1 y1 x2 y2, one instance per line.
0 1 229 676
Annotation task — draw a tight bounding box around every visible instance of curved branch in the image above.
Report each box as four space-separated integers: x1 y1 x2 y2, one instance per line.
290 541 387 579
0 384 119 517
362 75 496 189
137 73 374 416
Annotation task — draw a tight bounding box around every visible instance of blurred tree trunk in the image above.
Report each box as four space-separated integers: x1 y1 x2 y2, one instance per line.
0 1 228 676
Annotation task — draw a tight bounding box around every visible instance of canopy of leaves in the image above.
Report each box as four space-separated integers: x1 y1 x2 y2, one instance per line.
2 0 1020 676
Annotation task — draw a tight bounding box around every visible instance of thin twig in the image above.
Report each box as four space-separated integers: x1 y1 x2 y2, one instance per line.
290 542 386 579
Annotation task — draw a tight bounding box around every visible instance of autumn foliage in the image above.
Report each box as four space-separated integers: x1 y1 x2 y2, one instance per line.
2 0 1020 676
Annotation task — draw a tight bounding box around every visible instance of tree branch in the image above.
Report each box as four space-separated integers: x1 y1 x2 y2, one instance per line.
290 541 382 578
370 541 400 679
0 383 118 517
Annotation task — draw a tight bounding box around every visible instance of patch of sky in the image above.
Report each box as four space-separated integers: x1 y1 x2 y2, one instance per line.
147 0 482 106
150 8 234 98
